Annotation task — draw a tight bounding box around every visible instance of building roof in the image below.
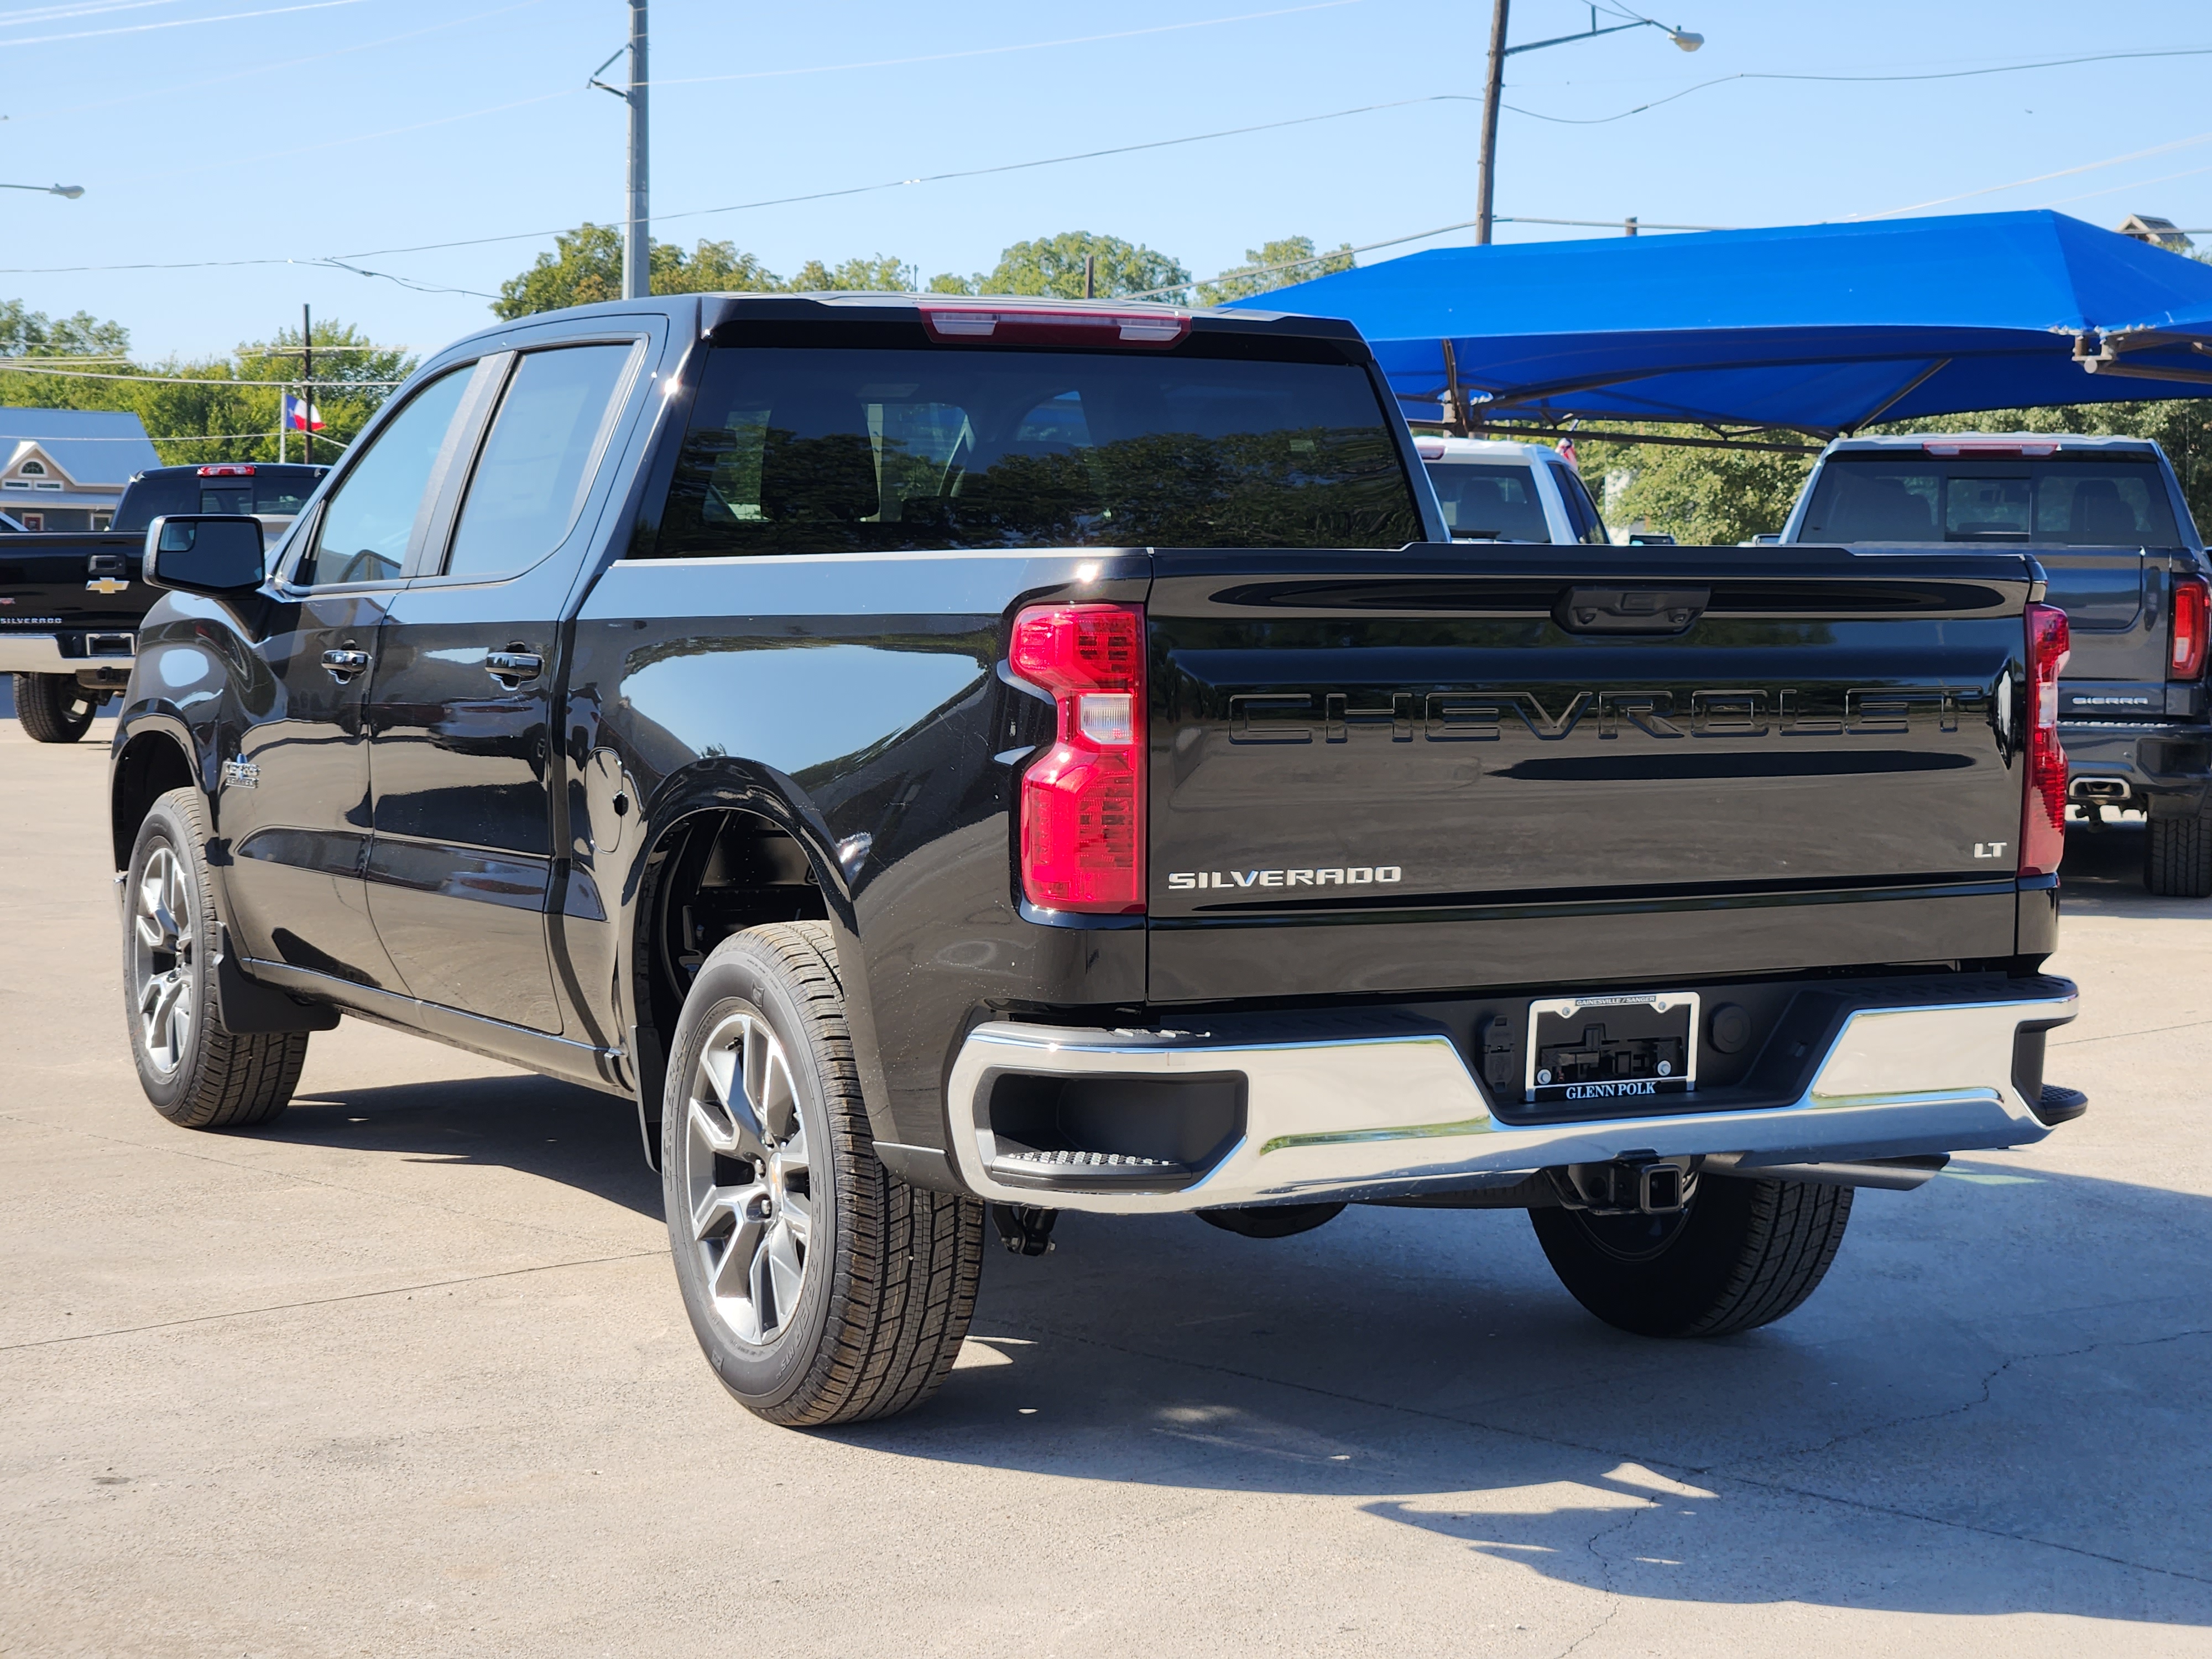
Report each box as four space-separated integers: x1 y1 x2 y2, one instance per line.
0 407 160 488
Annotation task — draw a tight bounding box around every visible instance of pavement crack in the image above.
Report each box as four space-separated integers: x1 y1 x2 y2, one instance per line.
1554 1501 1646 1658
1779 1325 2212 1459
0 1251 661 1352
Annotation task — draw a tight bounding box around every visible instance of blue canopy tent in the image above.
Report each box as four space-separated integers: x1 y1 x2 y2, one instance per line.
1233 211 2212 442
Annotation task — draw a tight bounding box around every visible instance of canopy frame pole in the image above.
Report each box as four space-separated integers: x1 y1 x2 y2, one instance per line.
1841 358 1953 434
1441 339 1473 435
1412 422 1822 456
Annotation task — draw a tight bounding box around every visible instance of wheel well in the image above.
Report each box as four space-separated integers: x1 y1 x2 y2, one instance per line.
111 733 196 869
632 810 830 1151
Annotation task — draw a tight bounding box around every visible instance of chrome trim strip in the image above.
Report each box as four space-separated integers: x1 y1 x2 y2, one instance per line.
0 634 71 672
943 986 2077 1214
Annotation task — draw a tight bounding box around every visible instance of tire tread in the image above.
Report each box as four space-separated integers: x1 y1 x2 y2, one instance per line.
2145 807 2212 898
15 673 95 743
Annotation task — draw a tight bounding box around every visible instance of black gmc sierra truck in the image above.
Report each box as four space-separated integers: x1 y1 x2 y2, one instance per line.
4 462 324 740
1782 434 2212 894
108 294 2084 1426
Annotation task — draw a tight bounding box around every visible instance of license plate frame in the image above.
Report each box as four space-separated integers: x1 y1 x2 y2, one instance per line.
1524 990 1700 1106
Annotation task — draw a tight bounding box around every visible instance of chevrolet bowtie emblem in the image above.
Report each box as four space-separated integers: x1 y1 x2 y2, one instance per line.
85 576 130 596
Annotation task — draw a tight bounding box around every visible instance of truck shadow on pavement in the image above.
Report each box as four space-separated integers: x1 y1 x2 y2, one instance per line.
269 1072 662 1218
840 1170 2212 1626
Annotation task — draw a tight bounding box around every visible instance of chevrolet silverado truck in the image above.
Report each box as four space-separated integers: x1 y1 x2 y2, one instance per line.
1782 434 2212 894
108 294 2085 1427
3 462 325 741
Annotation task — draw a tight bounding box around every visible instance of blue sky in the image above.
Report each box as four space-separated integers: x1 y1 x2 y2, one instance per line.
3 0 2209 361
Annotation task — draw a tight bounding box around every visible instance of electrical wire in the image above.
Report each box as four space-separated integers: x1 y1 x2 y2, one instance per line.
2 0 380 48
6 0 546 126
0 93 1477 276
1503 44 2212 127
0 363 406 385
640 0 1369 88
1854 129 2212 220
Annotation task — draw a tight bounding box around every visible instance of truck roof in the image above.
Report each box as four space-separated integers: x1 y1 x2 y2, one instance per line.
430 291 1371 362
1823 432 2162 455
1412 435 1569 465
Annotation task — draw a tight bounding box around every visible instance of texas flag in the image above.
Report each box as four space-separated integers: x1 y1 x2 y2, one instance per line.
283 392 324 432
1557 436 1580 467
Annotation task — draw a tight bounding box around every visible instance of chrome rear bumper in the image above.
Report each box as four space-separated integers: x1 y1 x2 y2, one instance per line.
944 982 2078 1214
0 632 135 674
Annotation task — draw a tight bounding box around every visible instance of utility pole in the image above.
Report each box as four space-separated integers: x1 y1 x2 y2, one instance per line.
1475 0 1509 246
301 302 314 466
623 0 650 301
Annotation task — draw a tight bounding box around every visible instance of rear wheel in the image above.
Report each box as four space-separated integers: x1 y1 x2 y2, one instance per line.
662 922 985 1426
1530 1173 1853 1338
14 673 98 743
2145 805 2212 897
123 787 310 1128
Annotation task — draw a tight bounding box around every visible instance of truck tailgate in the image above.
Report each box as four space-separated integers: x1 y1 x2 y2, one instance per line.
1147 546 2038 1001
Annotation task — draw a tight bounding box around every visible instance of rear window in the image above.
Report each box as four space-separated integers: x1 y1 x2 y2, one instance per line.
1426 461 1551 542
1547 458 1611 545
651 345 1424 555
114 466 326 532
1801 456 2182 546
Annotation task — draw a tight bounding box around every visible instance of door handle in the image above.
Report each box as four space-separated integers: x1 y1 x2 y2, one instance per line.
486 651 542 686
321 648 371 680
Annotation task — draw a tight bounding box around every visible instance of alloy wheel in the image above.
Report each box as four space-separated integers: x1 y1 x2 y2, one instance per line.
682 1008 815 1346
132 846 195 1076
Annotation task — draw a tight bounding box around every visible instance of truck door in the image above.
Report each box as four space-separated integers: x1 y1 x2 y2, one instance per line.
363 340 645 1032
225 367 474 989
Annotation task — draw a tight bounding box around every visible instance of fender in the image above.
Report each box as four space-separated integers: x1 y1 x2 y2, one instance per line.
602 753 893 1168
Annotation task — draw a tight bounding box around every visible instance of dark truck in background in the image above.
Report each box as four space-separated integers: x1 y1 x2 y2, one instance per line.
108 294 2083 1428
1781 435 2212 894
2 462 324 741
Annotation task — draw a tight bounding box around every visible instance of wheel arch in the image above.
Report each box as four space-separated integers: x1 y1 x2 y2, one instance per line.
109 714 202 872
616 758 879 1168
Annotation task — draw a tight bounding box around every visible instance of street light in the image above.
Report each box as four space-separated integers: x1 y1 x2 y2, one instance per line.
1476 3 1699 244
0 182 85 199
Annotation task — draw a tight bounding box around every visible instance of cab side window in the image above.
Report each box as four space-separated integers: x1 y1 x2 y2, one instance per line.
293 368 471 587
441 343 637 580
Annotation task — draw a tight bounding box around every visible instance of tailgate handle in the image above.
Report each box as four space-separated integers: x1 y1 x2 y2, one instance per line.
1554 586 1709 635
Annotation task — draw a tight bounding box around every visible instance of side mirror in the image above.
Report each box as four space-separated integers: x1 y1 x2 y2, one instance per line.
144 515 265 596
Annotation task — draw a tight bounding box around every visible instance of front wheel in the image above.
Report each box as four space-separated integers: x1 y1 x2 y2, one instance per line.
1530 1173 1853 1338
662 922 985 1426
14 673 98 743
123 787 310 1128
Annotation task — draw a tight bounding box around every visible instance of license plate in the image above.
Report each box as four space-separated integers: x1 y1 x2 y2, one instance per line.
1524 991 1699 1105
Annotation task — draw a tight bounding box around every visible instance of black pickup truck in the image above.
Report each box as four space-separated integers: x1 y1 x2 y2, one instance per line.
108 294 2084 1426
1782 435 2212 894
3 463 325 741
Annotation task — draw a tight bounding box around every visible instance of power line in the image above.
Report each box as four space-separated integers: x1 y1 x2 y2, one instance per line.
1855 128 2212 220
1 0 380 48
0 363 407 385
1504 44 2212 127
640 0 1369 88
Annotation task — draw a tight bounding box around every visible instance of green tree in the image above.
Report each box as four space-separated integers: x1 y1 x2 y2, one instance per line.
493 224 786 320
1570 432 1815 545
786 255 914 292
0 299 130 359
963 232 1191 301
1196 236 1354 306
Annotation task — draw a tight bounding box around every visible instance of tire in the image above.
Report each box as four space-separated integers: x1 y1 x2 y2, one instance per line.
662 922 985 1426
1530 1173 1853 1338
15 673 98 743
122 787 310 1128
2144 806 2212 898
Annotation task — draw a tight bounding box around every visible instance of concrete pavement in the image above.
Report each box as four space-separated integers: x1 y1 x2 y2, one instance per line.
3 720 2209 1657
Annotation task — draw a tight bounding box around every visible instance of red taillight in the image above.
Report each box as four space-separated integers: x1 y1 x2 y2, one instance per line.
2021 601 2071 878
1011 603 1146 914
921 303 1188 348
2170 576 2209 680
197 463 255 476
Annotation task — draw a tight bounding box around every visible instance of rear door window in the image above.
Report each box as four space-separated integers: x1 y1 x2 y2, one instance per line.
441 343 637 578
1426 462 1551 542
1547 458 1611 545
654 344 1422 554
